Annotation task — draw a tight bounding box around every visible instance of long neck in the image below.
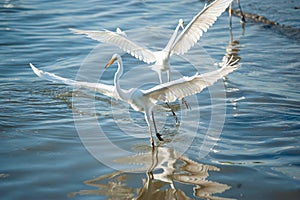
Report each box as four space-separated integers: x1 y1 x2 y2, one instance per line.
114 57 128 101
164 22 181 52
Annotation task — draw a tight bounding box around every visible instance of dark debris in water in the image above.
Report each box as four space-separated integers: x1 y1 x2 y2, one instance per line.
232 9 278 26
232 9 300 41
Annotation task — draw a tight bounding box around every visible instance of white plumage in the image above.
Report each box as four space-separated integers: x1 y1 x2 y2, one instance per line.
70 0 233 83
30 53 239 147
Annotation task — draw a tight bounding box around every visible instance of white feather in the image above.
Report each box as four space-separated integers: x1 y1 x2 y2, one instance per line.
172 0 233 55
30 63 116 98
144 56 239 103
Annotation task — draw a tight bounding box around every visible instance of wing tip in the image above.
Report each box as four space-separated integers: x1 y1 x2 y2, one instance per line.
220 56 241 75
69 28 79 34
29 63 43 78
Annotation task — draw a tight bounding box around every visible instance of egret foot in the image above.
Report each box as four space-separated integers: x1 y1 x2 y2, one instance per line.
156 132 164 141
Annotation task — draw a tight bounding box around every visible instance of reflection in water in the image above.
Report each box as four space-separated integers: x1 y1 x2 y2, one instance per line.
219 21 246 116
229 0 246 30
221 26 241 68
69 147 233 200
231 3 300 41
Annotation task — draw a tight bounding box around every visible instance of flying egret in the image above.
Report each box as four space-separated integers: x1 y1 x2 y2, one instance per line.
71 20 186 121
30 54 239 147
70 0 233 83
70 19 184 84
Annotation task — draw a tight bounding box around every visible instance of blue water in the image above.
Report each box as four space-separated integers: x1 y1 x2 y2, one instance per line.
1 0 300 199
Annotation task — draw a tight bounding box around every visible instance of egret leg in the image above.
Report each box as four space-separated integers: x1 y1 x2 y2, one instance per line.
237 0 246 25
148 126 154 148
167 69 171 82
150 128 155 148
165 102 179 124
229 2 232 30
145 112 155 148
151 111 163 141
181 98 191 109
158 71 163 84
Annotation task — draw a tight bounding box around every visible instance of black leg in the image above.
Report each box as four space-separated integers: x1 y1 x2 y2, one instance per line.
181 98 191 109
237 0 246 24
152 111 163 141
229 2 233 29
165 102 179 124
145 112 155 148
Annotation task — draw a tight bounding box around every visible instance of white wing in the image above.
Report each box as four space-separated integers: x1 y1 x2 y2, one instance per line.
30 63 116 98
144 57 239 102
116 28 127 37
163 22 182 52
172 0 232 55
69 28 156 64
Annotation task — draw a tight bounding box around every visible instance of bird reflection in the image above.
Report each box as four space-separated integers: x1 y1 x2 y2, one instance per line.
229 0 245 30
69 147 233 200
220 25 241 68
219 18 246 117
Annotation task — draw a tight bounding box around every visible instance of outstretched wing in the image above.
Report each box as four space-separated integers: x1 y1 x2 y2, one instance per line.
172 0 232 55
70 28 156 64
30 63 116 98
144 57 239 103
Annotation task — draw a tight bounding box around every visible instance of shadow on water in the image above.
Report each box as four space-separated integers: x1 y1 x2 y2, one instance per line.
69 146 233 200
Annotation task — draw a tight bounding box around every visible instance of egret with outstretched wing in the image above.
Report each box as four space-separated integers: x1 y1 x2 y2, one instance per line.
30 53 239 147
70 0 232 83
70 19 184 83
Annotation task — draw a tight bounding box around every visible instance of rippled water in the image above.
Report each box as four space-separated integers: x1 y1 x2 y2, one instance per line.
1 0 300 199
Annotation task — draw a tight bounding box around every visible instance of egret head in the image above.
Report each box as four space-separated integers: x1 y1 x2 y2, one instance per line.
105 54 119 69
179 18 184 30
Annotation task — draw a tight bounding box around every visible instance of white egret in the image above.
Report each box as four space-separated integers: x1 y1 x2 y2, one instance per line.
70 0 233 83
70 20 184 84
71 20 185 121
30 54 239 147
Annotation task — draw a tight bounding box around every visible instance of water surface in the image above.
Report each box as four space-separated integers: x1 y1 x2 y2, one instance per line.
1 0 300 199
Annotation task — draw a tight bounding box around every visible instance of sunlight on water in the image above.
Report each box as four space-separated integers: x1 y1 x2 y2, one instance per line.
1 0 299 199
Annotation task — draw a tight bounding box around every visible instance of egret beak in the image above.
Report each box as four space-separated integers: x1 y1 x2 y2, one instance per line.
180 22 185 30
105 58 116 69
178 19 185 30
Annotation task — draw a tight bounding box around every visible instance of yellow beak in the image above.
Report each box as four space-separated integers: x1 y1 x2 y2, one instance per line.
105 58 116 69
